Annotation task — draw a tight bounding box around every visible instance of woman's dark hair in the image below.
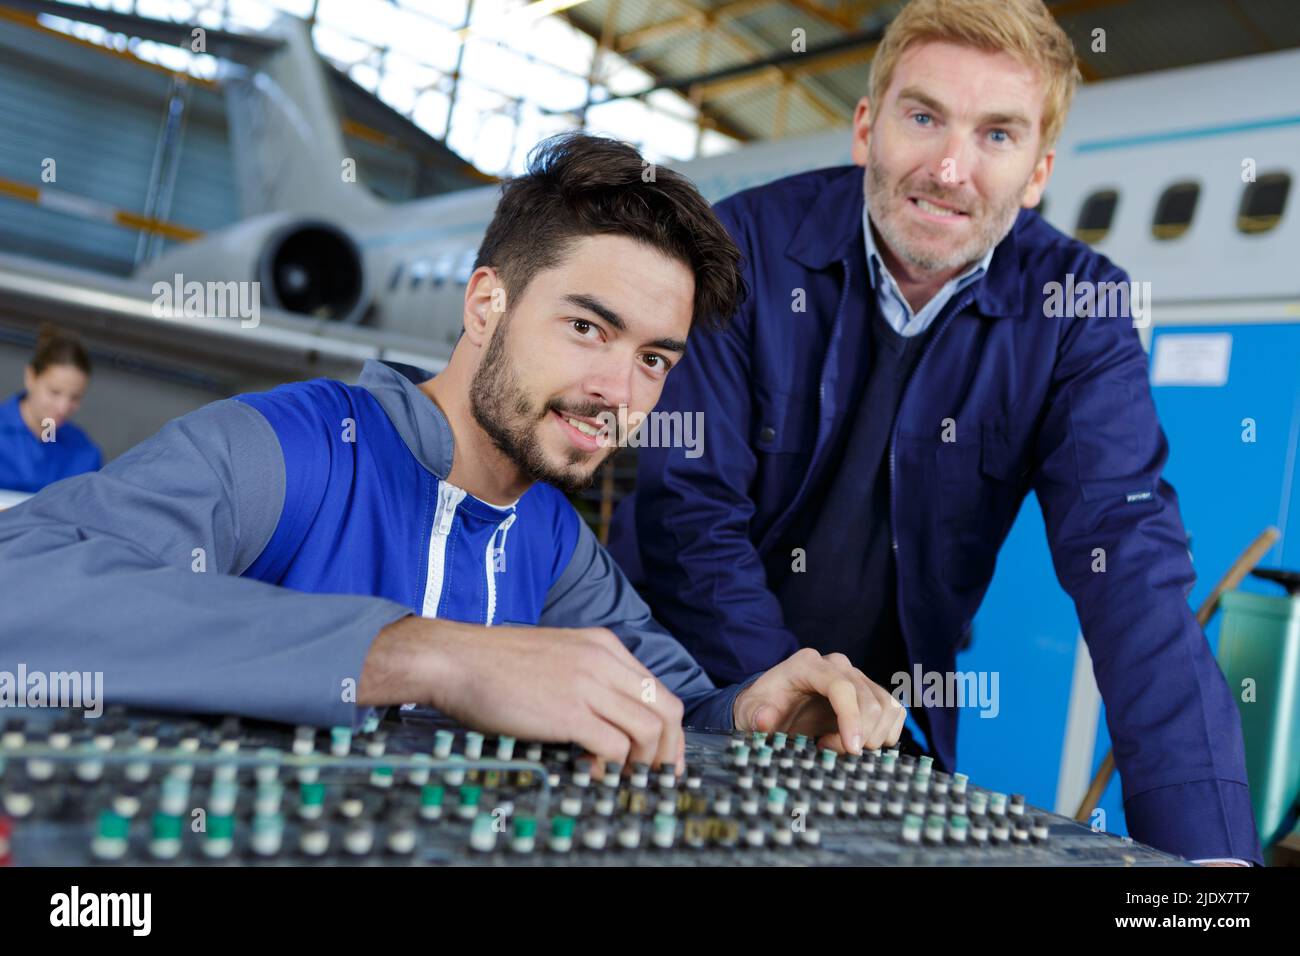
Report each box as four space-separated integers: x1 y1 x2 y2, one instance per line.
30 323 91 376
473 132 746 330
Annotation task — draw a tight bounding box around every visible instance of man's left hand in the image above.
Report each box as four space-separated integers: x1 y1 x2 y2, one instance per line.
734 648 906 754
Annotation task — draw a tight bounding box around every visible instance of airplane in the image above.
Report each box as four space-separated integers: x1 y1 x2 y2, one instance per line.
1 2 1297 422
135 10 1299 350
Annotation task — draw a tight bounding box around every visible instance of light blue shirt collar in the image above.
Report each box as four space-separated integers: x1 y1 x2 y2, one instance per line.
863 203 994 337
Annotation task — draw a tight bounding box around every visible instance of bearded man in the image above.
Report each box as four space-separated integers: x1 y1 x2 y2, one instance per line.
0 132 905 772
609 0 1261 865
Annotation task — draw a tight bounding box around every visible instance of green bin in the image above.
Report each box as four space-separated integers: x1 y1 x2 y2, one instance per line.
1218 583 1300 861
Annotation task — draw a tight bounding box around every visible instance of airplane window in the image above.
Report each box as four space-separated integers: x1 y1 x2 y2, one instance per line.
1238 172 1291 235
409 260 432 290
1152 181 1199 240
455 249 477 285
434 254 455 288
1075 189 1118 244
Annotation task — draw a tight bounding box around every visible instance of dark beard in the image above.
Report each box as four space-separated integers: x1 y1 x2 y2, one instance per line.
468 313 611 494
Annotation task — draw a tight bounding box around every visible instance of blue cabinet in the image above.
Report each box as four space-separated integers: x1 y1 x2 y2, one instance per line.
956 322 1300 841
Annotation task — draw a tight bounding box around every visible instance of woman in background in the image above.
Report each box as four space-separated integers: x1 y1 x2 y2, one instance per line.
0 324 101 492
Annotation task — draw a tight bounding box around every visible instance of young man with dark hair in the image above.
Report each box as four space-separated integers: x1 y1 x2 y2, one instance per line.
0 132 906 770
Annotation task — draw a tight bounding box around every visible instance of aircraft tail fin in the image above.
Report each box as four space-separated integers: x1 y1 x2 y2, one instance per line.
223 13 385 222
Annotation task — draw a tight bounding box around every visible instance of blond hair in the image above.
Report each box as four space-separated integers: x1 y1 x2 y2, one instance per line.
868 0 1082 150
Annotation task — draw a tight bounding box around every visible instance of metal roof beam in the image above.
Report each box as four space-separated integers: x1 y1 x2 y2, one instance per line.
616 0 777 52
785 0 861 31
695 0 861 128
582 24 884 106
0 0 282 59
560 7 756 141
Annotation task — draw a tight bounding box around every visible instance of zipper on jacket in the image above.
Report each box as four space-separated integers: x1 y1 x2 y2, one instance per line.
483 512 517 626
421 481 466 617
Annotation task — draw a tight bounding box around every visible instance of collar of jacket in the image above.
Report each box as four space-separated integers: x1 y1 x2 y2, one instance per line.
357 359 455 478
784 164 1025 320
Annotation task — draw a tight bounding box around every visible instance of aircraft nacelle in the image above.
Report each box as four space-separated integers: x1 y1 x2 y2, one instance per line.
138 213 368 327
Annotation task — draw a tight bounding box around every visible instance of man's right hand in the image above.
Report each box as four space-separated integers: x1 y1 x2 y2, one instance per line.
359 615 685 772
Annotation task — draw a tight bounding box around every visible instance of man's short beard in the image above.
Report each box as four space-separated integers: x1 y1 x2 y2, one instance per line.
468 312 611 494
865 149 1026 274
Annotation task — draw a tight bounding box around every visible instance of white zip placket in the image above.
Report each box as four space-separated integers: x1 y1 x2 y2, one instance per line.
483 512 517 626
421 481 466 617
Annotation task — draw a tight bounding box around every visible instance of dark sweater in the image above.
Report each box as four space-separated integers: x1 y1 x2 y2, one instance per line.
771 294 936 696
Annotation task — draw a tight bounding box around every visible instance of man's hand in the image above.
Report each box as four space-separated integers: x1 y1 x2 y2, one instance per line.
733 648 906 754
359 615 686 772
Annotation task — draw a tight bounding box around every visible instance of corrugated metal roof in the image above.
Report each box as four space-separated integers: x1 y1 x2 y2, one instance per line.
565 0 1300 143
